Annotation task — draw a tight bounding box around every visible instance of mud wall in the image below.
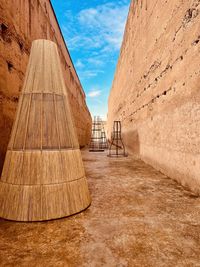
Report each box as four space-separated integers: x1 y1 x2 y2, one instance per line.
108 0 200 193
0 0 92 172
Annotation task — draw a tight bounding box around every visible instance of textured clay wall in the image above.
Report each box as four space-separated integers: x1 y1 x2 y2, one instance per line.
108 0 200 193
0 0 92 172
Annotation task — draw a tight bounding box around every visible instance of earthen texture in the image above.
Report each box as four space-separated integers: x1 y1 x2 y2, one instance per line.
0 0 92 173
108 0 200 193
0 151 200 266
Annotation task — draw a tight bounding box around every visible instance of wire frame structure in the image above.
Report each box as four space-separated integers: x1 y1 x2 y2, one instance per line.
0 39 91 221
89 116 104 152
101 126 108 149
108 121 128 157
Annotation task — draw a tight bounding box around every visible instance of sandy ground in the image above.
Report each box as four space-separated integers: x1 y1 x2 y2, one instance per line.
0 150 200 267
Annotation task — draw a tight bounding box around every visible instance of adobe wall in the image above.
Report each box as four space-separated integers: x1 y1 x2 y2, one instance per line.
0 0 92 172
108 0 200 193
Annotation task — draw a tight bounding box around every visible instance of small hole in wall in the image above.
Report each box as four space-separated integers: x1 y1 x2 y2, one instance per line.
1 23 8 40
12 96 19 103
7 61 13 71
193 39 199 45
1 23 8 34
19 41 23 51
163 91 167 95
180 56 183 60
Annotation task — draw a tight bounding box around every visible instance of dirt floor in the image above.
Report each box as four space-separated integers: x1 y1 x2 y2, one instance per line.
0 150 200 267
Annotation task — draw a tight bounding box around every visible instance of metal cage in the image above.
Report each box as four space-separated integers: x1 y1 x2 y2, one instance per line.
108 121 128 157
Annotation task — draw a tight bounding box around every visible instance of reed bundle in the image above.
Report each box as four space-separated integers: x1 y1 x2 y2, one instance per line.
0 40 91 221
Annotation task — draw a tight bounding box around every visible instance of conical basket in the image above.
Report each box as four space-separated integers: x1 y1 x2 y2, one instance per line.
0 39 91 221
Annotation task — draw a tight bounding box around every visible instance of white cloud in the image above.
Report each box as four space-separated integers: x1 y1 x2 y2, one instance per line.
78 69 104 80
75 59 84 69
77 2 129 50
66 35 103 50
87 57 104 67
88 90 102 98
63 2 129 53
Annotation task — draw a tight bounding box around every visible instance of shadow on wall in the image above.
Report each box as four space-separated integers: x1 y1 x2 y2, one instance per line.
123 129 140 156
0 153 5 176
0 113 13 176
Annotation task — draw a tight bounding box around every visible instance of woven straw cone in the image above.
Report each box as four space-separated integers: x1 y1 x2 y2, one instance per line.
0 40 91 221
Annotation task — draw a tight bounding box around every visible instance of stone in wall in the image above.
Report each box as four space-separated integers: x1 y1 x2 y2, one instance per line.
0 0 92 173
108 0 200 193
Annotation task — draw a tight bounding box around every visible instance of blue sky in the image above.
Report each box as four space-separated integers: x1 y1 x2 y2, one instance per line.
51 0 130 120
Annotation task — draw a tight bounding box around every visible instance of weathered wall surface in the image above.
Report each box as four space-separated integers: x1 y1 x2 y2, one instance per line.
108 0 200 193
0 0 92 172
